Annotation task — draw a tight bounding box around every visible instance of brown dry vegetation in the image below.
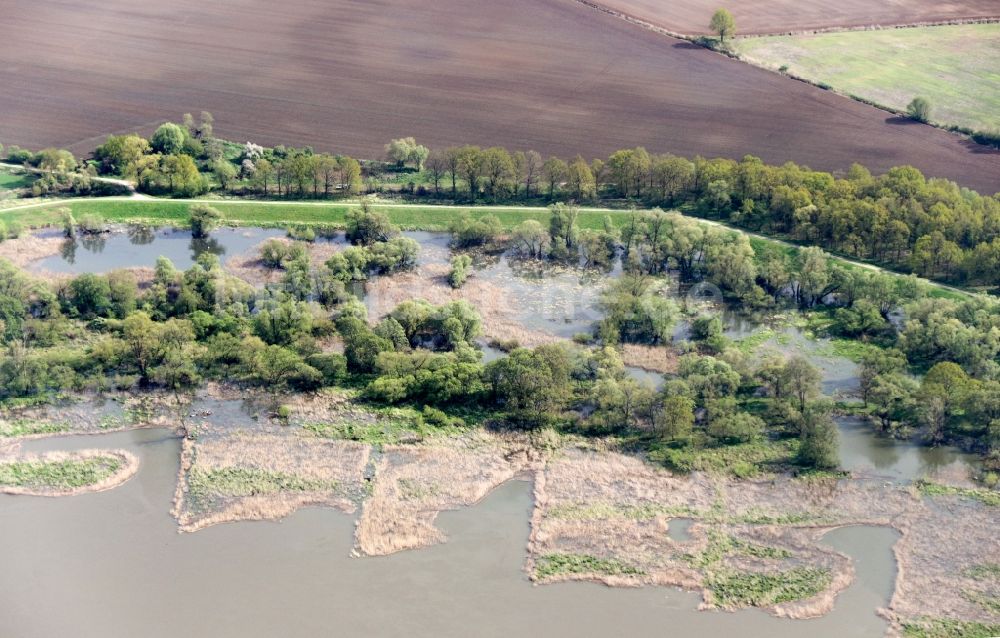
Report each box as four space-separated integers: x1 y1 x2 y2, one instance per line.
355 431 542 555
171 430 370 532
366 262 565 348
0 234 64 269
2 0 999 192
531 445 1000 628
224 238 343 288
587 0 1000 36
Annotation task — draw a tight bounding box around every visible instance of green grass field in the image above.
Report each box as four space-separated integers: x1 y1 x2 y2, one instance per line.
0 170 36 191
0 198 608 231
734 24 1000 133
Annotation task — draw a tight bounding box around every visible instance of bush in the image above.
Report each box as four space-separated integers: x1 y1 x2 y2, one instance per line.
907 96 932 123
449 213 502 247
306 353 348 385
345 201 398 246
77 214 106 235
448 254 473 288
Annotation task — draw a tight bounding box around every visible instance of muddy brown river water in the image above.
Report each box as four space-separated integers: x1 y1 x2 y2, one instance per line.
0 429 903 638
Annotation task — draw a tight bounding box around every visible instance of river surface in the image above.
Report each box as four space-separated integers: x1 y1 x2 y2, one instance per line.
1 429 900 638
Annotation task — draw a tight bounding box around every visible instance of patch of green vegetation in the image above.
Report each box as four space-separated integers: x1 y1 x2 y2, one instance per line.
734 329 776 355
302 403 468 445
548 500 698 521
683 529 793 569
708 567 831 608
729 509 819 525
0 456 122 489
812 338 883 363
901 617 1000 638
963 563 1000 581
962 590 1000 614
186 466 336 511
650 438 798 478
917 480 1000 507
0 419 69 437
0 170 36 190
683 528 737 568
535 553 644 579
733 24 1000 133
731 538 794 560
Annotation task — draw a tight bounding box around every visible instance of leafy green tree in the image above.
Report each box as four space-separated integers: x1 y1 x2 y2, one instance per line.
62 273 112 319
796 405 839 469
485 345 573 424
346 201 398 245
783 356 822 412
512 220 549 258
677 353 741 402
151 123 187 155
541 157 567 199
385 137 429 170
566 156 596 200
598 275 679 344
654 395 695 443
94 134 151 176
455 146 482 198
710 8 736 43
480 147 515 199
708 409 764 444
33 148 77 173
212 159 237 190
189 204 223 238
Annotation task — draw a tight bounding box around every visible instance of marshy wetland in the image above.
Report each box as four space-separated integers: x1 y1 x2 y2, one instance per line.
1 213 997 638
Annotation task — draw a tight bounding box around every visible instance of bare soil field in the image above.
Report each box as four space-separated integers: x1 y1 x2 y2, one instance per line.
2 0 1000 193
589 0 1000 35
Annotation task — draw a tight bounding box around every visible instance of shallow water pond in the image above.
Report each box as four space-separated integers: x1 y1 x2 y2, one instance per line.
1 429 900 638
31 226 288 273
836 416 979 482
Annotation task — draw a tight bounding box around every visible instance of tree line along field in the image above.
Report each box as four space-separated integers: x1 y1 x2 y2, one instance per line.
588 0 1000 35
2 0 1000 194
733 24 1000 135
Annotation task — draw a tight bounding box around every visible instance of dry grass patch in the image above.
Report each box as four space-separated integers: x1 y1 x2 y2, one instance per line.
365 261 584 348
620 343 678 373
172 430 369 532
0 234 63 268
354 431 541 555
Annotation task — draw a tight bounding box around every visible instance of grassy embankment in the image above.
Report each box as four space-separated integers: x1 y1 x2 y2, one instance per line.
0 197 969 301
733 24 1000 134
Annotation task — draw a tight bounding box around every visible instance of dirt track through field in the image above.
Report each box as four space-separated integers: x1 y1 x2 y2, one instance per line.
2 0 999 193
587 0 1000 35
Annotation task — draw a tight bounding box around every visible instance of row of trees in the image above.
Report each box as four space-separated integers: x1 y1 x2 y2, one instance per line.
9 116 1000 287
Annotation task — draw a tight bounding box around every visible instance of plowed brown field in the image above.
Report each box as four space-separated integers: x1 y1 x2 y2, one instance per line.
590 0 1000 35
2 0 999 193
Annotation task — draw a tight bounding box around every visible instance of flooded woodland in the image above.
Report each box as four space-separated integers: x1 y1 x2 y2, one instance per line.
1 222 997 638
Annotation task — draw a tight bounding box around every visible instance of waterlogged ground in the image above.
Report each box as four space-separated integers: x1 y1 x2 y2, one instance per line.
2 229 997 636
3 427 907 638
